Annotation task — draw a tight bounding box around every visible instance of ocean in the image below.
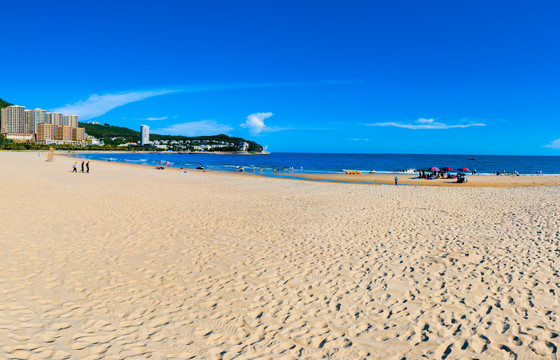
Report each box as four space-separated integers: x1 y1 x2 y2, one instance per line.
71 152 560 175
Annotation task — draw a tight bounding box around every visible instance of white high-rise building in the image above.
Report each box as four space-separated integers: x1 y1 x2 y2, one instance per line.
69 114 78 128
32 108 46 126
1 105 26 134
140 124 149 146
62 114 78 127
51 112 63 126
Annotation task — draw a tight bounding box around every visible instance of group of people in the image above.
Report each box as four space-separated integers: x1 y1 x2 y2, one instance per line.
495 170 532 176
72 161 90 173
235 165 265 174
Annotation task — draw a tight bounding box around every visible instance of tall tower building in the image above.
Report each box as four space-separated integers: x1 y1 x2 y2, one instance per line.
32 109 46 127
23 108 47 134
51 112 63 126
1 105 25 134
24 110 34 134
140 124 149 146
69 114 78 128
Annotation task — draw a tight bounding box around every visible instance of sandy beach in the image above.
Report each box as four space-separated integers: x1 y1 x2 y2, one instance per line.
1 151 559 359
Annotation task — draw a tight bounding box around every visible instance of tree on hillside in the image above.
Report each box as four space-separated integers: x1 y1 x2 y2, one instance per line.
0 98 13 109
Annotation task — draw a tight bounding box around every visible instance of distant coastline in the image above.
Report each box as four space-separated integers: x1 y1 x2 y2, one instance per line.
57 150 270 155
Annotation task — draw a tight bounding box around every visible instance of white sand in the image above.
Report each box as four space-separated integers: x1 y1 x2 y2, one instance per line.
0 151 559 359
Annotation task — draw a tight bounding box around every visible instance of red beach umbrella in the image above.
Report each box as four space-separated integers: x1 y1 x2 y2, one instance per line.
441 167 453 171
458 167 471 172
430 167 440 172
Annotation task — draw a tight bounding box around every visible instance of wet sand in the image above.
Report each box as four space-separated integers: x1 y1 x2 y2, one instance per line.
0 151 559 359
274 173 560 187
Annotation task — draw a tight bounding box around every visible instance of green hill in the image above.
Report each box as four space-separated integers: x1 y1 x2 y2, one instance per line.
79 122 139 140
0 98 12 109
0 98 13 126
79 122 263 151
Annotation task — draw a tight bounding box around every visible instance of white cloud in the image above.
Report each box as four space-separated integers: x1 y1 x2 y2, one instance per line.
544 139 560 149
152 120 233 136
141 116 168 121
50 80 355 121
367 118 486 130
240 112 273 134
349 138 370 141
52 89 177 120
240 112 286 134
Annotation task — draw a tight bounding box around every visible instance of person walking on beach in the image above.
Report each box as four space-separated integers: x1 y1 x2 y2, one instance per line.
72 162 78 173
81 161 85 173
86 161 90 173
394 176 399 186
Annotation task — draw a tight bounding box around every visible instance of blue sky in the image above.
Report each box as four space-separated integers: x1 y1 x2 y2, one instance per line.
2 0 560 154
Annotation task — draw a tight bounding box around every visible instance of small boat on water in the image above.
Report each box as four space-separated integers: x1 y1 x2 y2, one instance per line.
468 158 476 161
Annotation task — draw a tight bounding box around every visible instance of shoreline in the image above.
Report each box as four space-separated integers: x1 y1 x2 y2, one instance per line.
60 151 560 187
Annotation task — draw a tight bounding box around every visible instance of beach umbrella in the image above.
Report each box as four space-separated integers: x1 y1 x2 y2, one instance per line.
441 167 453 171
458 167 471 172
429 167 440 172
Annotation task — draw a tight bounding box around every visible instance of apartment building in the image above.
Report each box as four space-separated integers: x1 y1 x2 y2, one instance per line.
2 104 84 144
55 125 73 141
52 112 63 126
25 110 34 134
69 115 78 128
1 105 26 134
30 109 46 130
36 123 55 142
72 127 85 141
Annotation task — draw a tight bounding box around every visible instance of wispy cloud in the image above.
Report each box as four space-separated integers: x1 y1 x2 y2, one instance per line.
152 120 233 136
141 116 168 121
51 80 355 121
348 138 370 141
367 118 486 130
52 89 177 120
544 139 560 149
240 112 285 135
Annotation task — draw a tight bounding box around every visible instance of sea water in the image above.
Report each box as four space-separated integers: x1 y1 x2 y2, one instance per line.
72 152 560 175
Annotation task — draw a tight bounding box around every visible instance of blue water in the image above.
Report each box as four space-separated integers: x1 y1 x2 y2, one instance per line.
72 152 560 175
